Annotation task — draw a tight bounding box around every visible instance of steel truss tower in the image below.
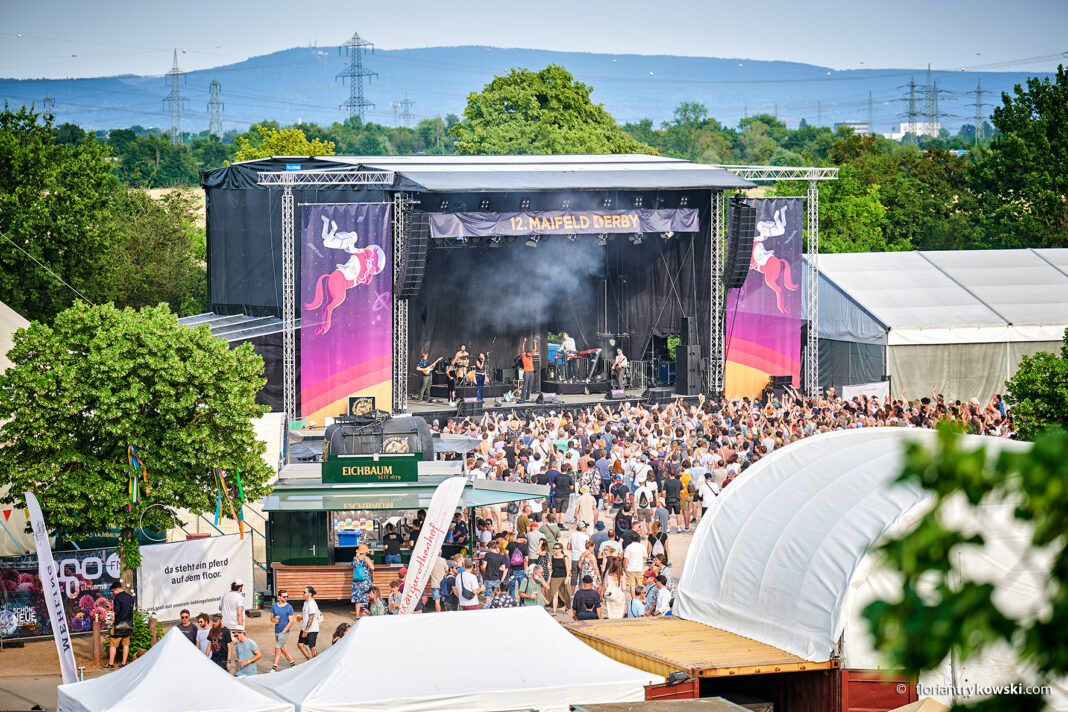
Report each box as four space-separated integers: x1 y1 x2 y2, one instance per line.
207 79 224 138
337 32 377 121
162 49 189 145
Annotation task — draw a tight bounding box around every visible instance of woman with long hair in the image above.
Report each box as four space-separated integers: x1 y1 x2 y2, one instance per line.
603 558 626 620
579 538 601 590
547 542 571 613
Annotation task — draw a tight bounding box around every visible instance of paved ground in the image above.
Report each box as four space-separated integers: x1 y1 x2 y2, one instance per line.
0 527 697 711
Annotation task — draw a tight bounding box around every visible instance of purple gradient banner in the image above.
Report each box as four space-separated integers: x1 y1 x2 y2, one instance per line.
301 203 393 424
724 198 803 399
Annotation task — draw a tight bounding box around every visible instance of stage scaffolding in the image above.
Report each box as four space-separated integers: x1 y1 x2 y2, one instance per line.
712 166 838 399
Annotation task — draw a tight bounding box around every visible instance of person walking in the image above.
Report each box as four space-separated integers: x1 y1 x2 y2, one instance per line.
176 609 197 645
219 578 245 630
269 590 296 671
603 559 626 619
455 559 483 611
547 543 571 613
623 531 646 597
206 614 233 671
231 626 262 677
571 575 603 621
297 587 321 660
566 521 590 588
351 544 374 615
103 581 134 669
195 613 212 656
579 539 601 590
518 564 549 607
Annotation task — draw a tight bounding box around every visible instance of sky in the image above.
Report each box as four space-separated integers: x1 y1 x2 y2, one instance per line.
1 0 1065 80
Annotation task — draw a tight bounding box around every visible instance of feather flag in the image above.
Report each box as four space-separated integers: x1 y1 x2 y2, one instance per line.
128 445 150 511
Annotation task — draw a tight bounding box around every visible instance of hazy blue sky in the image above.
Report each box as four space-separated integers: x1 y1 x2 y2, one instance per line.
1 0 1065 79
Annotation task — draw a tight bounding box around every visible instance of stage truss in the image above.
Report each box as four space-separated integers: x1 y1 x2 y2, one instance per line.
711 166 838 398
257 169 395 459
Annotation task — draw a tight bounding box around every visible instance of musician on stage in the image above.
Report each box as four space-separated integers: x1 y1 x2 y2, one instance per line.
454 344 471 368
474 352 487 402
612 347 629 391
445 358 458 405
560 331 577 381
520 337 538 402
416 351 433 402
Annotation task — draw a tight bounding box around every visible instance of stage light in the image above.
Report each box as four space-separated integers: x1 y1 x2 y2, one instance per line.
520 198 531 210
662 231 674 239
561 199 571 209
480 199 491 210
603 197 613 208
439 200 450 211
597 234 608 246
631 233 643 245
566 234 577 243
525 236 540 248
679 196 689 207
489 236 501 248
633 196 644 208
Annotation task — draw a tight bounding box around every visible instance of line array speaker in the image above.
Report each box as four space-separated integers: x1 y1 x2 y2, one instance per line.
675 345 702 396
723 198 756 290
680 316 698 346
396 210 429 300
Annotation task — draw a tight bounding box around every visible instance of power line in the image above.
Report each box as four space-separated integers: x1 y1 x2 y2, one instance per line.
0 231 95 306
162 48 189 144
337 32 376 121
967 78 992 146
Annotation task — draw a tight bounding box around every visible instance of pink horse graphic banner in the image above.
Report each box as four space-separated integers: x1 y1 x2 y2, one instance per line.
301 203 392 424
724 197 803 400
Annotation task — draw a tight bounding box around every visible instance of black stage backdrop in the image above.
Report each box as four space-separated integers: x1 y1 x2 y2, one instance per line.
406 199 713 396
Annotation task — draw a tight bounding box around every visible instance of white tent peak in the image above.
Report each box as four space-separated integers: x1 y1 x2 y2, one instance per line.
675 427 1030 663
57 627 293 712
251 606 661 712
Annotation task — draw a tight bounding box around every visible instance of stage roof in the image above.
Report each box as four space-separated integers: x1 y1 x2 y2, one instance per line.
208 154 756 192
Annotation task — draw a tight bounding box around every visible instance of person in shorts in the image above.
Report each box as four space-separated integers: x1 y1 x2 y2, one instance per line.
297 586 320 660
103 581 134 669
270 589 296 670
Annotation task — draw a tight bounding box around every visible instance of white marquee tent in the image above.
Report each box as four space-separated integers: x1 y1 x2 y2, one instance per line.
249 606 662 711
805 248 1068 400
675 428 1066 709
57 628 293 712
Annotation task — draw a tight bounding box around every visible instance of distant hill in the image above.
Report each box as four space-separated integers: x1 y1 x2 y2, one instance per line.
0 45 1050 136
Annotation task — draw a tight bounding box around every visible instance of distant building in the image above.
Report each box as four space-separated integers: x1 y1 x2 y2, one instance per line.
883 121 940 141
835 121 870 136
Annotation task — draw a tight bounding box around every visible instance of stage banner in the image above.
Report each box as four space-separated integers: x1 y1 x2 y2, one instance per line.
136 535 253 622
24 492 78 683
301 203 393 425
0 546 121 641
724 198 803 400
429 209 699 239
399 476 466 615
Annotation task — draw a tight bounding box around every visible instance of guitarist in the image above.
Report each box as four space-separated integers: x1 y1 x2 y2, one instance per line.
612 347 629 391
415 351 442 402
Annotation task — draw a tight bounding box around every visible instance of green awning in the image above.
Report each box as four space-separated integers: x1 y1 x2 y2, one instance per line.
262 477 547 512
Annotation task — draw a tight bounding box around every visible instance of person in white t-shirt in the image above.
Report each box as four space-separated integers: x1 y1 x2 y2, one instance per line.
297 587 321 660
698 473 719 517
652 575 672 616
219 579 245 629
623 532 646 595
567 522 590 587
455 559 484 610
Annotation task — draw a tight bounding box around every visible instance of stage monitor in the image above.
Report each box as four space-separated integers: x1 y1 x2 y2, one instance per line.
723 198 756 289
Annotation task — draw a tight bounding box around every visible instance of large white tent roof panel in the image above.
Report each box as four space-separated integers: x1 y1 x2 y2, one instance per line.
674 428 1030 664
250 606 661 712
57 628 293 712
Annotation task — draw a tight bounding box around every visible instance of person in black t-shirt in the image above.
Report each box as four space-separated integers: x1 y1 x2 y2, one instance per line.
506 534 529 596
554 467 574 521
409 509 426 545
614 504 634 536
481 540 509 598
571 575 603 621
104 581 135 669
382 523 403 565
442 562 460 611
662 472 684 533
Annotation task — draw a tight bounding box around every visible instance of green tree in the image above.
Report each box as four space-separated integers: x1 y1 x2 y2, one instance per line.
451 64 657 155
0 302 271 569
99 190 207 315
1002 328 1068 440
864 424 1068 712
190 133 232 171
0 106 117 321
231 124 335 162
969 65 1068 248
107 130 200 187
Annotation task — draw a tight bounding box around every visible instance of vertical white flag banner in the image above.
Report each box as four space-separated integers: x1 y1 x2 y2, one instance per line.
399 476 467 615
24 491 79 684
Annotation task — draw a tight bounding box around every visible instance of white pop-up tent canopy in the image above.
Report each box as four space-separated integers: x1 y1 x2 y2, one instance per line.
675 428 1068 709
250 606 662 712
57 628 294 712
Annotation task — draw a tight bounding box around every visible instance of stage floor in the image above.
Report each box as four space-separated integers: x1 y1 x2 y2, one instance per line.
406 387 661 422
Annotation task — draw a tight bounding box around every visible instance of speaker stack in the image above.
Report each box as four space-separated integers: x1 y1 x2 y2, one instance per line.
723 198 757 289
457 397 484 417
675 316 702 396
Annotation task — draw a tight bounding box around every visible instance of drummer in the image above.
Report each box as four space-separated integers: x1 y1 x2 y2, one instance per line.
454 344 471 369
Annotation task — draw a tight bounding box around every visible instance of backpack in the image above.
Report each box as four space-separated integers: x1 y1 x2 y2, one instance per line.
509 545 525 567
352 557 368 582
652 535 666 558
441 574 456 600
638 489 651 508
459 572 475 600
686 477 697 496
613 485 627 506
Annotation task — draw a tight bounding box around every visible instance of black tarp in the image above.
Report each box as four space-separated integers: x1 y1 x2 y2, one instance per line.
818 338 884 394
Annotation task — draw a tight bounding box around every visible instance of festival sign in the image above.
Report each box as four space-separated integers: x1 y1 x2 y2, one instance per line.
136 535 253 622
429 209 699 238
724 198 804 400
0 546 121 642
301 203 393 425
399 476 467 615
322 453 421 484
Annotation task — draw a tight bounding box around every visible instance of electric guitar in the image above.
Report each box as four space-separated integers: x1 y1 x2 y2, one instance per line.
417 357 444 375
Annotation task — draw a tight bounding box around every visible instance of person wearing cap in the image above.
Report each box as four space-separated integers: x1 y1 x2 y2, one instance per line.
698 471 719 518
576 485 597 528
219 578 245 630
103 581 134 669
442 561 461 611
231 626 262 676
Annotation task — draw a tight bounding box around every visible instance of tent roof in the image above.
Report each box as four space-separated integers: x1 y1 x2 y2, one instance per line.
812 249 1068 345
57 628 293 712
206 154 755 192
674 428 1029 663
249 606 661 712
0 299 29 374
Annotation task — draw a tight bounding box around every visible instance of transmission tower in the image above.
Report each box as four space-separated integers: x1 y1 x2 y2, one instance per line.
337 32 377 121
398 92 414 127
162 49 189 145
897 77 922 143
967 78 992 146
43 95 55 113
817 101 822 127
867 91 874 135
207 79 224 138
922 65 954 138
